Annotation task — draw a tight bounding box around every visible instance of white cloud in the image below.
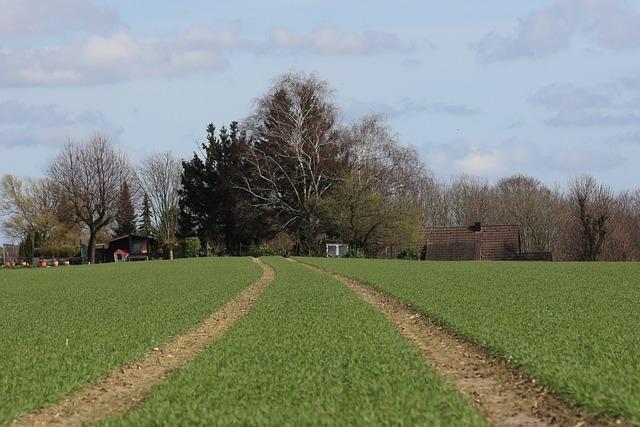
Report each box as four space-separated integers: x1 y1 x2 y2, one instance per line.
530 77 640 127
268 27 416 55
545 112 640 127
0 101 121 147
0 0 119 39
457 152 509 176
0 25 420 87
424 137 623 179
343 97 478 121
474 0 640 62
0 30 229 87
394 98 479 117
614 130 640 144
529 84 611 110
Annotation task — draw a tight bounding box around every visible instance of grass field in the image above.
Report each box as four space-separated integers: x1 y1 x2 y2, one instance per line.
99 257 487 426
0 258 261 424
298 257 640 422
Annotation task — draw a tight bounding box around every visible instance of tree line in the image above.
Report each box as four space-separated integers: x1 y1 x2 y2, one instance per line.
422 174 640 261
1 71 639 262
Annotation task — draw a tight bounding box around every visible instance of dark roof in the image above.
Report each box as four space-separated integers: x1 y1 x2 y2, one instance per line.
105 234 155 243
424 224 520 261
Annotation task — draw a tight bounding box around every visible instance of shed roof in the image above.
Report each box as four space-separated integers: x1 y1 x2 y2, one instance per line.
105 234 155 243
424 224 520 261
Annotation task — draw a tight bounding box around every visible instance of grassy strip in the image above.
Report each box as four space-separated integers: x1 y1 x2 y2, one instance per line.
298 257 640 422
0 258 261 424
100 257 487 426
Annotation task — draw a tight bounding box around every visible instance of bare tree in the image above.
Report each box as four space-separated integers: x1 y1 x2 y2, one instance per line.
137 151 182 259
48 135 131 263
239 71 344 254
417 176 452 227
446 174 494 226
492 175 564 253
600 190 640 261
566 175 613 261
0 175 58 247
323 116 427 254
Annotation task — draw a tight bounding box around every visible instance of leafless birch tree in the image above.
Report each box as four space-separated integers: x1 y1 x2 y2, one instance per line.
239 71 344 254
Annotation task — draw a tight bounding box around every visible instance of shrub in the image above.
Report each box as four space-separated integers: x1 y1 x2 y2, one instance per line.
252 232 295 257
252 243 275 257
345 247 366 258
182 237 201 258
39 245 80 258
398 247 419 260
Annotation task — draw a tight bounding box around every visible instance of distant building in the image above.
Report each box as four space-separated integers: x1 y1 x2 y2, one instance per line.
326 243 349 258
422 223 552 261
93 235 155 263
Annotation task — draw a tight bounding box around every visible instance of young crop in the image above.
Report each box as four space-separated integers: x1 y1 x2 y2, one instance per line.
0 258 261 424
100 257 487 426
299 257 640 422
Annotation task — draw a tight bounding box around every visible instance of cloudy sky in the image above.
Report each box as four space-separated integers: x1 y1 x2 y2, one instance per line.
1 0 640 190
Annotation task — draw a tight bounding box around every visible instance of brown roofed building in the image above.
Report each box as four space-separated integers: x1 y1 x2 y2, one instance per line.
422 223 526 261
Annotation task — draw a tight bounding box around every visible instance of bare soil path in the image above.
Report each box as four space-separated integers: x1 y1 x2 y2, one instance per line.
10 257 275 427
291 258 625 427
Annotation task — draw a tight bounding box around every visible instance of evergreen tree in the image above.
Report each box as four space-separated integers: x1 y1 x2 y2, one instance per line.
114 182 136 236
140 193 153 237
179 122 271 253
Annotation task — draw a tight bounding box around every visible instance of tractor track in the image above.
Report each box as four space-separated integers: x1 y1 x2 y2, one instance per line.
291 258 624 427
10 257 274 427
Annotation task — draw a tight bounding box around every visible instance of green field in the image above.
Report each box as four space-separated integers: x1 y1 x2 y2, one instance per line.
298 257 640 422
100 257 486 426
4 256 638 425
0 258 261 424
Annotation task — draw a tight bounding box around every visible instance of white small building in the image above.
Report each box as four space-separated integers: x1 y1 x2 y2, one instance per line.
326 243 349 258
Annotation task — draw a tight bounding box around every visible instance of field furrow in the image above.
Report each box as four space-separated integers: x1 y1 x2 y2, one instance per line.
0 257 261 424
298 257 640 423
98 257 487 426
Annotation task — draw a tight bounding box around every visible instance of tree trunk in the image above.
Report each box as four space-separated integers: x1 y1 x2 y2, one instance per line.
169 247 174 260
88 229 97 264
30 231 35 260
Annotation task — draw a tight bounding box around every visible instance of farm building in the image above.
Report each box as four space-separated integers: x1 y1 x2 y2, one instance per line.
92 234 155 263
422 223 552 261
326 243 349 257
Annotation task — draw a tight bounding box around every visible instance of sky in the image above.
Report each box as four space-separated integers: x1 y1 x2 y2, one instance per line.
1 0 640 192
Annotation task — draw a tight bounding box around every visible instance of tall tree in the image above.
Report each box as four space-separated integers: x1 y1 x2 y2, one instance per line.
492 175 564 253
447 175 494 226
48 135 131 263
321 116 426 255
113 182 137 236
137 152 182 259
180 122 269 253
566 175 613 261
139 193 153 237
601 190 640 261
239 71 345 254
0 175 58 249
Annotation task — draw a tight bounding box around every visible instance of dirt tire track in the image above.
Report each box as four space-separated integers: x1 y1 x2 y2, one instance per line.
291 258 625 427
10 257 275 427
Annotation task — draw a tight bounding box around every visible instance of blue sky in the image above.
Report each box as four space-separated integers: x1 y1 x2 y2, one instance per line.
1 0 640 190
